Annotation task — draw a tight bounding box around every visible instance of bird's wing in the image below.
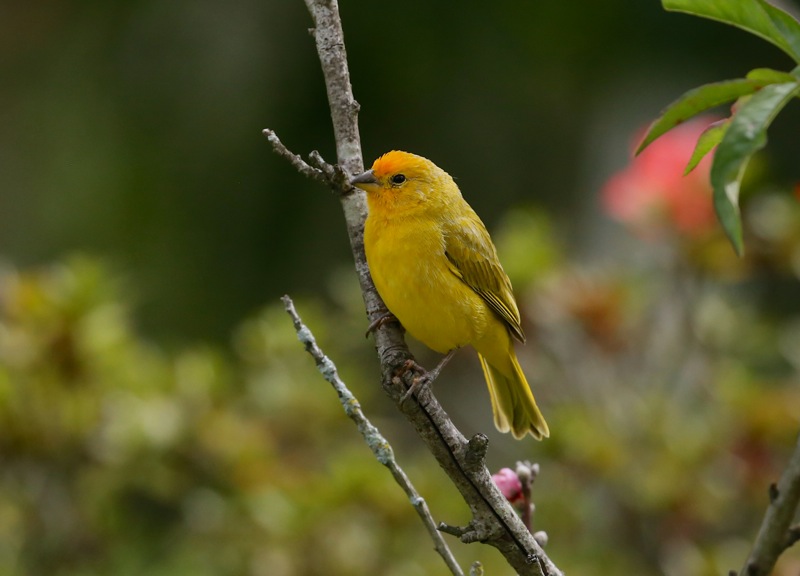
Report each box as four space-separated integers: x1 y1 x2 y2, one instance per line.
442 212 526 343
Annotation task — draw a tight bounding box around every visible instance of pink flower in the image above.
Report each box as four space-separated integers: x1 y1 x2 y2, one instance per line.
492 467 523 504
601 117 719 238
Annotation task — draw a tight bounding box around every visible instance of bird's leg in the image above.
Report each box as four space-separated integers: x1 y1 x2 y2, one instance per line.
365 311 402 338
426 348 457 382
400 349 457 404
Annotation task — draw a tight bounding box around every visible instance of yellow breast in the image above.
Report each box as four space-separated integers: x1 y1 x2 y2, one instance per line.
364 211 492 354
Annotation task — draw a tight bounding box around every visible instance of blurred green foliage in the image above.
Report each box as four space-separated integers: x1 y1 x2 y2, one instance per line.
0 256 451 575
639 0 800 255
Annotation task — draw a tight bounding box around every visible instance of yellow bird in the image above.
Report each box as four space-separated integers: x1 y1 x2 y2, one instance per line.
351 151 549 440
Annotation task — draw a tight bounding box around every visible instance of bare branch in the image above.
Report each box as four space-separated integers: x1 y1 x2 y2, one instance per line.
281 295 464 576
739 430 800 576
300 0 389 341
303 0 362 176
308 149 352 192
383 367 560 575
267 1 564 574
262 129 325 183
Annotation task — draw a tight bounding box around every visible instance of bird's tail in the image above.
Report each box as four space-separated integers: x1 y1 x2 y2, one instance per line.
478 351 549 440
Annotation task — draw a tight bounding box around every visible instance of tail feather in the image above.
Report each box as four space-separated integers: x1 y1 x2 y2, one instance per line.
478 352 549 440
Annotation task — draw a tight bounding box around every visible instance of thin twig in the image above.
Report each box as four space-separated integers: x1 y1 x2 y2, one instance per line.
739 430 800 576
262 129 325 183
281 295 465 576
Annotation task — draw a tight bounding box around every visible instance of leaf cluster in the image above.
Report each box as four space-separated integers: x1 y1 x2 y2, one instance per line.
639 0 800 256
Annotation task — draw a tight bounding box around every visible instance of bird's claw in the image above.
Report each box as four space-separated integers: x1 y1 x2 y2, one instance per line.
365 311 401 338
396 350 458 404
394 359 429 404
401 373 432 405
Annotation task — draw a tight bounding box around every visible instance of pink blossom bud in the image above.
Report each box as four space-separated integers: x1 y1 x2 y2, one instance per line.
492 467 523 503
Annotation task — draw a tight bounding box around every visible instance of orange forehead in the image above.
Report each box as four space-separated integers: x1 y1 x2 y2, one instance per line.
371 150 426 178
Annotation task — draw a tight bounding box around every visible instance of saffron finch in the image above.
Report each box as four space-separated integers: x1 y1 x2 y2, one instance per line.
351 151 549 440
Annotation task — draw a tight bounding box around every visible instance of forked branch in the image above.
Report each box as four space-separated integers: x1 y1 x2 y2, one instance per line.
266 1 561 574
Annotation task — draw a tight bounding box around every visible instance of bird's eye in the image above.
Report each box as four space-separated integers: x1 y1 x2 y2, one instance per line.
390 174 406 185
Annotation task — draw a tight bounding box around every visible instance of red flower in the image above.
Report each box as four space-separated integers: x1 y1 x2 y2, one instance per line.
602 117 719 238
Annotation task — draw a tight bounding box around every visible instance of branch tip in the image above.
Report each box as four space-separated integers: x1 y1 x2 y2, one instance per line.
438 522 467 537
533 531 549 548
263 129 326 184
769 483 780 503
465 434 489 467
282 293 463 576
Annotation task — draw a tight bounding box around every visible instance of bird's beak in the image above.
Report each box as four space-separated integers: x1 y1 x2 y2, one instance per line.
350 169 378 188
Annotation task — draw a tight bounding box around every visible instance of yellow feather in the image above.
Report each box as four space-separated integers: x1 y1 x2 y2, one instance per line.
353 150 549 440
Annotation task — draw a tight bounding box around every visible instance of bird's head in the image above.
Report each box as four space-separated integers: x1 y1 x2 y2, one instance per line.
350 151 458 214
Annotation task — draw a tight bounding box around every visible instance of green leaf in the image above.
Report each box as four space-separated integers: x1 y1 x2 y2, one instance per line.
760 1 800 62
746 67 799 83
710 80 800 255
636 77 778 154
663 0 800 63
684 119 728 174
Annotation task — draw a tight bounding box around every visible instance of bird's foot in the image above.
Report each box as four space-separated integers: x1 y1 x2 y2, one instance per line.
398 349 457 404
398 359 430 404
365 311 402 338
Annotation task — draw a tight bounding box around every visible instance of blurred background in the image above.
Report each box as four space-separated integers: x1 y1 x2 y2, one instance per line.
2 1 800 575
